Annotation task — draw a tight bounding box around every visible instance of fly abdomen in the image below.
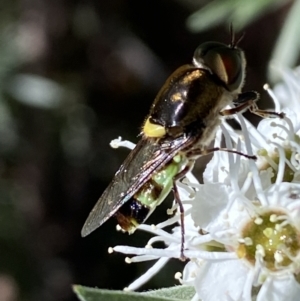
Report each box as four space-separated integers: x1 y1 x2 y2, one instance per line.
115 179 164 233
115 154 187 233
115 199 150 233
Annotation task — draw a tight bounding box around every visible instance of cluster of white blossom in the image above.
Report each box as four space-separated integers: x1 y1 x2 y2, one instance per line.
110 66 300 301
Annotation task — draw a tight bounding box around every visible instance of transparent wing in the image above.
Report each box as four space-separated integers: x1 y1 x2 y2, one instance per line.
81 134 194 237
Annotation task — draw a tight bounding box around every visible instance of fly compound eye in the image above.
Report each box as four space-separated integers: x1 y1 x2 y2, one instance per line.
193 41 246 92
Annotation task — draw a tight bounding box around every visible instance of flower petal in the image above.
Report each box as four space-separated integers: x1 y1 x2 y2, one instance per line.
191 183 230 230
195 260 248 301
257 274 300 301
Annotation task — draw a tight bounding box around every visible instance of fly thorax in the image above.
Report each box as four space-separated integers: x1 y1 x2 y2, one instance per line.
193 88 237 148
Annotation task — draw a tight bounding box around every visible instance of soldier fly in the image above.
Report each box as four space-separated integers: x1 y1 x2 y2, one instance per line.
81 33 282 259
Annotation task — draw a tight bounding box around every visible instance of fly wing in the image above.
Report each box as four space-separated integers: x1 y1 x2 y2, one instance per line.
81 134 195 237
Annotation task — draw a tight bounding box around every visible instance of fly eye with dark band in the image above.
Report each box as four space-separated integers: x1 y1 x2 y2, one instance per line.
193 41 246 92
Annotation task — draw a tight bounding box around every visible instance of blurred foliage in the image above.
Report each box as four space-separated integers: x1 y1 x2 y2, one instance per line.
269 0 300 82
0 1 296 301
185 0 289 32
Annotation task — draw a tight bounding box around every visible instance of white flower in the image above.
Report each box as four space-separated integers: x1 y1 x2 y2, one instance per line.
185 69 300 300
110 67 300 300
187 180 300 301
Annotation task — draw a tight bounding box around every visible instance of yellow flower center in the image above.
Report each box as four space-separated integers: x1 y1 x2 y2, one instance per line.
237 211 300 270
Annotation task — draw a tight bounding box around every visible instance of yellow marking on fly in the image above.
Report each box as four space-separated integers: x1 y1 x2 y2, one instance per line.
181 70 202 84
143 117 166 138
171 92 182 102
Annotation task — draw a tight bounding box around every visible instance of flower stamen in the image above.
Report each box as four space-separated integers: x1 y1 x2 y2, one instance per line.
264 83 281 112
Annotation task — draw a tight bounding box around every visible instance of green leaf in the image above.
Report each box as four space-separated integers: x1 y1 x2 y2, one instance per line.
73 285 196 301
142 285 195 300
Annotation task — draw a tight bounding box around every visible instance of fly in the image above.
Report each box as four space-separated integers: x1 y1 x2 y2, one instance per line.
81 31 283 259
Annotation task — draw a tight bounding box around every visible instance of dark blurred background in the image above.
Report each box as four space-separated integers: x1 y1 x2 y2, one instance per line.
0 0 295 300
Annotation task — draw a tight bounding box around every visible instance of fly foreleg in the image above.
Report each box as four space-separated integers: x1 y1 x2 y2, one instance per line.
221 91 284 119
247 102 285 119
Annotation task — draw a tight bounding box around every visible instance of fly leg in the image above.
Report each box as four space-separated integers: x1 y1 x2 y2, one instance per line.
221 90 284 119
176 146 255 261
186 147 257 160
247 101 285 119
172 160 195 261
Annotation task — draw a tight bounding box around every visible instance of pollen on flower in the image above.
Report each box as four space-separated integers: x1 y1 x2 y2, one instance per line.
110 137 135 150
256 244 265 257
270 214 278 222
263 227 273 238
254 217 263 225
110 137 122 148
274 252 284 263
151 224 157 230
125 257 132 264
244 237 253 246
167 208 174 215
108 247 114 254
167 202 179 214
236 244 247 258
174 272 182 280
239 211 300 270
238 134 245 141
257 149 268 156
116 224 122 231
256 139 295 183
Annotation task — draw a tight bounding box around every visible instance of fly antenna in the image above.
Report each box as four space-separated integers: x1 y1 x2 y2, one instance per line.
235 31 245 47
229 23 245 48
229 23 235 47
